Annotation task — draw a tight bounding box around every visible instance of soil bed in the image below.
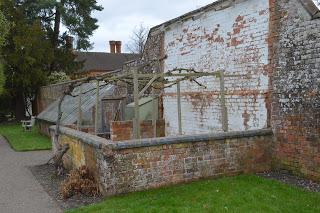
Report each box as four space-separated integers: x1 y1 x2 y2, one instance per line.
257 170 320 192
30 164 103 210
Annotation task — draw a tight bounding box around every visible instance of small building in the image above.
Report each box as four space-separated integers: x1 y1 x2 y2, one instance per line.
37 82 126 137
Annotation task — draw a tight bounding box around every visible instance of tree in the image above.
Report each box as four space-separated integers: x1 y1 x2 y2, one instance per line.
3 17 55 119
0 0 103 119
0 10 10 48
51 0 103 50
48 71 71 84
0 9 10 95
17 0 103 73
0 64 5 96
7 0 103 50
126 24 149 54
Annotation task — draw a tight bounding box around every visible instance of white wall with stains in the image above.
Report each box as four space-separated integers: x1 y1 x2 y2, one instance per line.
162 0 270 135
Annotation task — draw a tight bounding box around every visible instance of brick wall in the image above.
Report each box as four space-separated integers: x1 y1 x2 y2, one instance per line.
158 0 270 135
271 0 320 180
51 126 273 196
111 120 165 141
37 82 71 114
38 120 53 137
55 132 104 191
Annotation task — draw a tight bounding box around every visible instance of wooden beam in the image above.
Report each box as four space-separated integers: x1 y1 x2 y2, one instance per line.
133 70 140 139
137 72 220 79
177 81 182 135
136 73 245 79
138 75 159 97
77 85 83 130
101 96 127 101
219 71 228 132
152 96 157 138
95 80 100 135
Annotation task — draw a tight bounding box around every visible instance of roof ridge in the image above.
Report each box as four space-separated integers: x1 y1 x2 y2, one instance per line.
75 51 139 55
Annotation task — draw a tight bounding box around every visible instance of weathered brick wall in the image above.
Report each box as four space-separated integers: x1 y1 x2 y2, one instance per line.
271 0 320 180
38 120 54 136
142 30 165 73
159 0 270 135
51 126 273 196
110 120 165 141
50 127 108 191
37 82 71 114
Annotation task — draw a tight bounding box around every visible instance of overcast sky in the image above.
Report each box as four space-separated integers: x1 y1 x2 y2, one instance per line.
90 0 215 52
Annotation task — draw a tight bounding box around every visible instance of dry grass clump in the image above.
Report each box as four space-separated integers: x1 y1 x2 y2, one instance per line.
60 166 99 199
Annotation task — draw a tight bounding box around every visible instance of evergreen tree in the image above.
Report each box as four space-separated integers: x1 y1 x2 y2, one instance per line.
0 9 10 95
3 16 54 118
0 0 103 119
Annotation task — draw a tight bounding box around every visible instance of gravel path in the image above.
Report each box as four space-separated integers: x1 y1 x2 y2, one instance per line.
258 170 320 192
30 164 103 210
0 135 61 213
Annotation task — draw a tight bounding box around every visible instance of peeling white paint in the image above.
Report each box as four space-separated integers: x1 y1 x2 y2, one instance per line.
162 0 270 135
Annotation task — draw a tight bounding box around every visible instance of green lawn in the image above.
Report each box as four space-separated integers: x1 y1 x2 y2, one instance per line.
0 123 51 151
68 175 320 213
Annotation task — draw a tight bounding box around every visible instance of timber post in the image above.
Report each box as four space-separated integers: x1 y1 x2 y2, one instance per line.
219 70 228 132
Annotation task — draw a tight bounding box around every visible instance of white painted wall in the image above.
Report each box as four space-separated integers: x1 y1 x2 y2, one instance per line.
163 0 270 135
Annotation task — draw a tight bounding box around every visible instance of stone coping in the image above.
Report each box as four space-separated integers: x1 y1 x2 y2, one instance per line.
50 126 273 150
49 126 114 149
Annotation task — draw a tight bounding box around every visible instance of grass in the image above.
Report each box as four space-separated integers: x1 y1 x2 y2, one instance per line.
0 123 51 151
67 175 320 213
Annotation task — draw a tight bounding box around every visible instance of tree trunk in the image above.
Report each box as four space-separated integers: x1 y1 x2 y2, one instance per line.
31 96 39 116
13 93 26 120
53 5 61 49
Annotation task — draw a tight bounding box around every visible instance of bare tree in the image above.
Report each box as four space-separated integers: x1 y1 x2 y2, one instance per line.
126 24 149 54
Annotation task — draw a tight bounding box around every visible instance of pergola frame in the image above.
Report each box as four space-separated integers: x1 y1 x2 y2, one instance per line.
97 69 240 139
56 67 245 142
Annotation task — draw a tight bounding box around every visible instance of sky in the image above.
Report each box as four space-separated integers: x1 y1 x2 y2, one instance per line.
90 0 215 52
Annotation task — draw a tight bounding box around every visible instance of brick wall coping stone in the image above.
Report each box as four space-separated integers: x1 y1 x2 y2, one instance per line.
50 126 114 149
114 129 273 149
50 126 272 150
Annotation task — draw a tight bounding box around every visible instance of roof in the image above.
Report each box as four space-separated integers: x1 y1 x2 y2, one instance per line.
37 82 116 125
149 0 232 33
75 52 140 73
149 0 320 34
300 0 320 18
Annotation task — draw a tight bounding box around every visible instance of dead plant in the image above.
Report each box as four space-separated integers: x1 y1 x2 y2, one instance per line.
60 165 100 199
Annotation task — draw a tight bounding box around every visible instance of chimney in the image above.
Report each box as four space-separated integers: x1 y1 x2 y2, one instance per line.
115 41 122 53
109 40 117 53
109 40 122 53
66 36 74 50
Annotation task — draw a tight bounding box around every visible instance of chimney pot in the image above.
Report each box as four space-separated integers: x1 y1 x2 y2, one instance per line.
115 41 122 54
109 40 117 53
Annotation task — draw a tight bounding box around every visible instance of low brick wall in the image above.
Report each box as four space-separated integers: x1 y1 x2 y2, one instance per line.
38 120 54 137
111 120 165 141
50 126 273 196
37 81 71 114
